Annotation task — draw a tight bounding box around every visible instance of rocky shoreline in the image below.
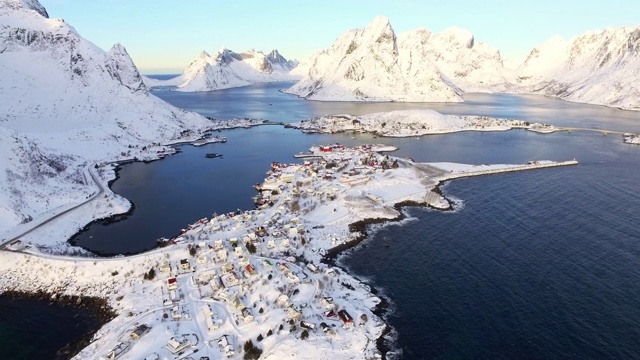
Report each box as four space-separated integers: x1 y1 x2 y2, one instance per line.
321 183 458 359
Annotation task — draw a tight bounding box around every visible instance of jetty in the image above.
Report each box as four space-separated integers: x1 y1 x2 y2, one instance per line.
440 160 579 181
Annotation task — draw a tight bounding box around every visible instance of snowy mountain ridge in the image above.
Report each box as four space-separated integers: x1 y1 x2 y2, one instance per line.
161 48 300 92
515 26 640 110
285 16 509 102
0 0 212 234
287 16 640 110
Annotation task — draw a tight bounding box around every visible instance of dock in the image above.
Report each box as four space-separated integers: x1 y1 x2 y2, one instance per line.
293 153 323 159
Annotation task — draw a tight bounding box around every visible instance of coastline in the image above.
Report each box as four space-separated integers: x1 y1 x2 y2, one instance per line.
0 117 580 359
1 118 280 253
0 142 578 359
320 159 579 358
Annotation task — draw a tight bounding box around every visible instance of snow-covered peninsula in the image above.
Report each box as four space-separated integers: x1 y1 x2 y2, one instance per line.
288 110 556 137
0 144 578 359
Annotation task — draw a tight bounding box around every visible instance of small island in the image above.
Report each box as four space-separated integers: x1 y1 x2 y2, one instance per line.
0 144 577 359
287 110 557 136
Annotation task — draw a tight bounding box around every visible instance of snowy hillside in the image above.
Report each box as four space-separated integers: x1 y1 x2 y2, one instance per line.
516 27 640 110
0 0 212 236
285 16 510 102
161 48 300 92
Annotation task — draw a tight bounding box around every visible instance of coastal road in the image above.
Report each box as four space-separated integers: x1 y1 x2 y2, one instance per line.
0 162 108 249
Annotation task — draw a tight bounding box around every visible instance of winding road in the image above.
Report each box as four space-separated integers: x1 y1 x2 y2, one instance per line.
0 162 108 249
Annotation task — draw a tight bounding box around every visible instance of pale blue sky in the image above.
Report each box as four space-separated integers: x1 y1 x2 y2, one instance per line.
42 0 639 74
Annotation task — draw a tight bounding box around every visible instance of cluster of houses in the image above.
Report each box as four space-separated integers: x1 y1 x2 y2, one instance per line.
108 144 391 359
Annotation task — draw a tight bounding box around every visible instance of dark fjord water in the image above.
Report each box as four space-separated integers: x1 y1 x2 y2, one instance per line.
342 138 640 359
0 295 99 360
9 81 640 359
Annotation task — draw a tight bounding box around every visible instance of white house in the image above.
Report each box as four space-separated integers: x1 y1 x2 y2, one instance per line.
166 336 190 354
179 259 191 271
218 335 235 357
320 296 336 310
287 305 302 319
277 294 289 307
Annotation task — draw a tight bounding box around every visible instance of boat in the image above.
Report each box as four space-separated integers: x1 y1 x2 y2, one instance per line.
205 153 222 159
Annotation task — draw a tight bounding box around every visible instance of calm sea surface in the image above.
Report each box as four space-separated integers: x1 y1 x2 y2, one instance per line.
8 81 640 359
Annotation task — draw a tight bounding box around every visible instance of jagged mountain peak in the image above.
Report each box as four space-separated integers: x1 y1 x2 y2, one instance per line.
285 16 514 101
169 47 300 92
436 27 475 49
214 48 242 64
267 49 285 62
105 43 146 93
1 0 48 18
362 16 394 38
268 49 281 57
198 50 210 59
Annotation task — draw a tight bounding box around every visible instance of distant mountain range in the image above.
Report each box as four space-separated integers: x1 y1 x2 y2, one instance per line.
285 16 640 110
146 48 300 92
144 15 639 110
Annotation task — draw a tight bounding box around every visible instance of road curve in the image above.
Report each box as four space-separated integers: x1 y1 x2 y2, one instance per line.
0 163 109 249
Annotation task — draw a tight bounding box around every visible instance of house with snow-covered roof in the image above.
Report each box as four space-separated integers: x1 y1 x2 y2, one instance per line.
166 336 190 354
129 324 150 340
179 259 191 271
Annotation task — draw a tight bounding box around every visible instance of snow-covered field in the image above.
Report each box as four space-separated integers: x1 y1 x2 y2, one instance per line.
0 144 578 359
288 110 556 137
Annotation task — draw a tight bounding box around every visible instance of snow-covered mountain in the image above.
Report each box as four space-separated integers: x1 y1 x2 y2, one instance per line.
165 48 300 92
407 26 511 92
515 27 640 110
285 16 509 102
0 0 211 233
286 16 640 110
